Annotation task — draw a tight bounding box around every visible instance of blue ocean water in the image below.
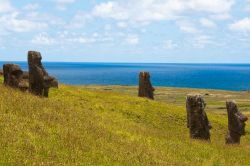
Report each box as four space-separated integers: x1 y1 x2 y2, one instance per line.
1 62 250 91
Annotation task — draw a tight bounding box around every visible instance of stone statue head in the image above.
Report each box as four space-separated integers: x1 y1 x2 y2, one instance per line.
3 64 23 87
140 72 150 83
186 95 206 115
28 51 42 66
226 100 248 136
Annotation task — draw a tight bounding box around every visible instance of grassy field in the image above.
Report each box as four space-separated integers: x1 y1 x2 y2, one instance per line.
83 85 250 115
0 77 249 165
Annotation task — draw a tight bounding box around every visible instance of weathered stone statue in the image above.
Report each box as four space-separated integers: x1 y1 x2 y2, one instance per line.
23 71 58 89
28 51 57 97
138 72 155 99
186 95 212 141
3 64 28 91
225 100 248 144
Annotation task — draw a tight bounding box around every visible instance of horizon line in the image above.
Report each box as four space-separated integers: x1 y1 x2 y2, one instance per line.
1 61 250 65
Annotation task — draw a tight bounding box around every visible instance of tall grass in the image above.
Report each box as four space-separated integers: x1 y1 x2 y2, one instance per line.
0 82 249 165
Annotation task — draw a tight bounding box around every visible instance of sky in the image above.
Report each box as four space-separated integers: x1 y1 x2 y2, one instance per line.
0 0 250 63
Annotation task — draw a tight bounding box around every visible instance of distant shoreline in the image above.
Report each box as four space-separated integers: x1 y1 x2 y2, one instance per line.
2 61 250 65
79 84 249 93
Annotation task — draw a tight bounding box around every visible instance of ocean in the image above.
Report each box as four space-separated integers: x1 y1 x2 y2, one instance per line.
1 62 250 91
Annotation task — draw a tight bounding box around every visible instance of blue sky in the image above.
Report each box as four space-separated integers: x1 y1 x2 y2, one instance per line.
0 0 250 63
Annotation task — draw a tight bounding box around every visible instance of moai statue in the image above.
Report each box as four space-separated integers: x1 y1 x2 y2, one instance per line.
3 64 28 91
22 71 29 80
28 51 57 97
225 100 248 144
50 78 59 88
138 72 155 100
186 95 212 141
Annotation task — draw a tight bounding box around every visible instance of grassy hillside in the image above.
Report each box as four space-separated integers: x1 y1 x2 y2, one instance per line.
0 80 249 165
83 85 250 115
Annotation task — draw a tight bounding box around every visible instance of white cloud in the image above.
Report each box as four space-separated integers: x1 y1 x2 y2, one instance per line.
177 20 200 34
32 33 55 45
126 35 139 45
200 18 217 28
25 11 65 28
65 11 91 29
23 3 40 10
92 0 234 23
93 2 128 20
210 13 231 20
67 36 91 44
55 0 76 10
0 0 14 13
192 35 213 48
187 0 234 14
229 18 250 32
31 31 116 46
117 22 128 28
0 12 48 32
164 40 177 49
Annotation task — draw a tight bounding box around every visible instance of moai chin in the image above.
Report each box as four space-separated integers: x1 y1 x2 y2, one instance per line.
186 95 212 141
28 51 57 97
3 64 28 91
138 72 155 100
225 100 248 144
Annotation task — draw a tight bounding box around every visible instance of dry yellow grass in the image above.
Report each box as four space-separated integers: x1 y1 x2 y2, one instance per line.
0 79 249 165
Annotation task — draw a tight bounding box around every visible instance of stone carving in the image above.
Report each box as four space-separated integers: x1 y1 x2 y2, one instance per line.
3 64 28 91
186 95 212 141
225 100 248 144
22 71 29 80
50 78 59 88
138 72 155 99
22 71 58 88
28 51 57 97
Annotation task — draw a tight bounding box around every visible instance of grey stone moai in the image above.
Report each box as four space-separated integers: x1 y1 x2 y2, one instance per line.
28 51 58 97
138 72 155 100
186 95 212 141
225 100 248 144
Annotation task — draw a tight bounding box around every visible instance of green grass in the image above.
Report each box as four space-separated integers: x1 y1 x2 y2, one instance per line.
0 81 249 165
82 85 250 115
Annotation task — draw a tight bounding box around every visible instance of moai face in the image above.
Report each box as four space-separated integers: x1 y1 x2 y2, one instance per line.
28 51 42 66
10 65 23 79
186 95 211 140
140 72 150 83
186 95 206 123
226 101 248 136
192 96 206 114
3 64 23 88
